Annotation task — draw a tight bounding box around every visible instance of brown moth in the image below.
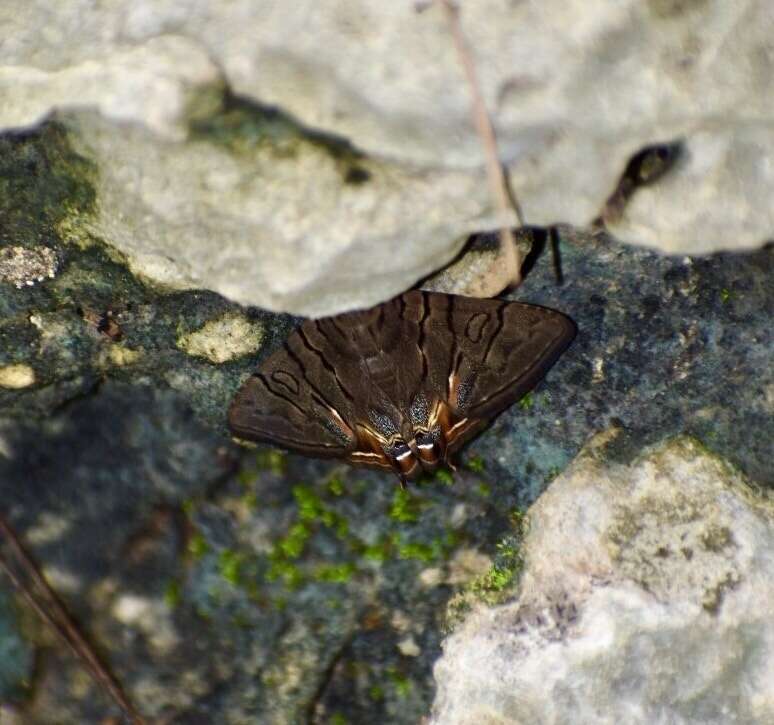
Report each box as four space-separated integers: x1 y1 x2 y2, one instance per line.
228 290 575 483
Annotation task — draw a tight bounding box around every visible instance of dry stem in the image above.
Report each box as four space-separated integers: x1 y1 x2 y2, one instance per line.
0 514 146 725
436 0 524 293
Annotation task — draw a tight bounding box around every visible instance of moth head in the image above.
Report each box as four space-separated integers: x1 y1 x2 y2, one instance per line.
385 438 421 480
412 426 445 473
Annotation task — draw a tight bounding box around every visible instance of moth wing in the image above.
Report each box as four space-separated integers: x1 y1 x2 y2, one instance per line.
452 296 576 418
228 323 359 459
407 292 575 453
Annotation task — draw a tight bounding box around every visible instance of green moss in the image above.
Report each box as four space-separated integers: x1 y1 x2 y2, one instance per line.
466 455 486 473
362 539 391 562
389 488 422 523
315 562 356 583
293 484 327 521
388 669 413 699
509 509 527 530
267 523 312 589
218 549 246 586
544 466 562 483
254 467 463 598
187 533 210 559
272 595 288 611
237 468 259 487
266 559 304 589
518 392 534 410
468 536 524 604
368 684 385 701
330 714 348 725
334 517 350 539
327 474 345 496
291 484 349 535
483 566 515 592
396 541 435 562
181 499 197 516
241 491 258 511
278 522 311 559
475 482 492 498
189 94 371 184
720 288 732 303
435 469 454 486
446 531 526 616
0 122 97 241
396 529 460 563
255 449 286 475
163 580 182 608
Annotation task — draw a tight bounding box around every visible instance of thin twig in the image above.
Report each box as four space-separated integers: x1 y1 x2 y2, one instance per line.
436 0 524 291
0 514 146 725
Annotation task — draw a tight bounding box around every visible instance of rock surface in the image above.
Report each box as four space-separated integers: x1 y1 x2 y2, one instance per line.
0 121 772 723
2 1 772 314
431 436 774 725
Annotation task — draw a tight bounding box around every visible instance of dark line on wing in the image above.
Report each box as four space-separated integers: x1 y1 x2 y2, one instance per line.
397 295 407 320
330 318 350 340
376 305 386 331
482 301 507 363
314 319 335 346
299 326 356 403
283 341 346 419
471 336 565 409
310 391 330 409
253 372 307 417
416 291 431 383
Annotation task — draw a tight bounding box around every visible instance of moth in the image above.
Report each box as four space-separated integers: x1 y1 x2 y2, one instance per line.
228 291 575 483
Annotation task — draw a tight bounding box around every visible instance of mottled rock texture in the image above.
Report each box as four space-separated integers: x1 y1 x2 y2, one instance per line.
2 1 772 314
0 108 771 723
432 436 774 725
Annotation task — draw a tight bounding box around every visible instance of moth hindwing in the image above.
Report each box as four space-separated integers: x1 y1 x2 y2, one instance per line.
228 291 575 481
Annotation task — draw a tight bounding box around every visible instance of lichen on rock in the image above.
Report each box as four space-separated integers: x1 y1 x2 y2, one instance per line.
431 435 774 725
177 313 264 364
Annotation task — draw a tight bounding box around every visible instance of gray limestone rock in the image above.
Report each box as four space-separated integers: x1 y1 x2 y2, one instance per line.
431 436 774 725
2 1 772 314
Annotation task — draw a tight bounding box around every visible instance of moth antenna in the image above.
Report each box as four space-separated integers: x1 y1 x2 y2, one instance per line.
549 226 564 286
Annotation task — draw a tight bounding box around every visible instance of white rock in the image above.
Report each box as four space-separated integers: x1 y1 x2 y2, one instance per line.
1 1 772 314
0 35 222 139
65 111 494 316
431 436 774 725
